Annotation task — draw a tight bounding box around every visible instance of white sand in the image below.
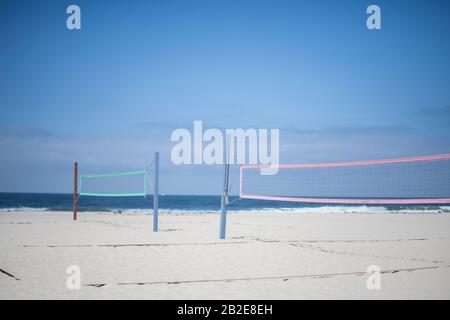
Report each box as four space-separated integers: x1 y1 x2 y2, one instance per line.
1 210 449 299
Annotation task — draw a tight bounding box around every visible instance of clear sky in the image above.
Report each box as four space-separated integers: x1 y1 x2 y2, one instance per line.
1 0 449 194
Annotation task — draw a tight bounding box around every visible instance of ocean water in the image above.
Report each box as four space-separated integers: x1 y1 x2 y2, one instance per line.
0 193 449 214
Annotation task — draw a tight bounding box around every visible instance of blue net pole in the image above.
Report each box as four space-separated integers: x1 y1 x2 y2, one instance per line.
153 152 159 232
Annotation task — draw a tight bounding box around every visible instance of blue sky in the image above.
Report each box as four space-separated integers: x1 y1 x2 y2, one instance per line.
1 0 449 194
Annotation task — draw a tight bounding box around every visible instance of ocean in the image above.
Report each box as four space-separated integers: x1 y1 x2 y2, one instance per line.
0 193 449 214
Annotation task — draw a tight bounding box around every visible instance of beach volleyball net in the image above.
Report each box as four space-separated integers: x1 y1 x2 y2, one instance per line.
79 170 151 197
240 154 450 204
73 152 160 229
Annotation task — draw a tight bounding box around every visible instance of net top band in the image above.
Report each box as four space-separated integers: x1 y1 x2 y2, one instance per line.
240 153 450 170
80 170 147 179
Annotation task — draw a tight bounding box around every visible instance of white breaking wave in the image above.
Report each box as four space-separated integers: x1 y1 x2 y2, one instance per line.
1 206 448 214
68 206 450 214
229 206 389 214
112 208 217 215
110 208 155 215
279 206 388 214
229 206 450 214
0 207 49 212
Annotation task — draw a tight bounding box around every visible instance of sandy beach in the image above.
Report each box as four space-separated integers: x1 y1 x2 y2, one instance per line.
0 210 449 299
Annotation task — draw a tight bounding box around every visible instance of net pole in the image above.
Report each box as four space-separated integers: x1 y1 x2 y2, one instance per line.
73 162 78 221
153 152 159 232
220 138 230 239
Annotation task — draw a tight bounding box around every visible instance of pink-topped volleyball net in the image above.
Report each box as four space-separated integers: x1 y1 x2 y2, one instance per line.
240 154 450 204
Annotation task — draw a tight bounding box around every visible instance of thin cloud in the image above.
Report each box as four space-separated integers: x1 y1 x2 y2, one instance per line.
0 125 56 139
417 105 450 118
280 125 418 136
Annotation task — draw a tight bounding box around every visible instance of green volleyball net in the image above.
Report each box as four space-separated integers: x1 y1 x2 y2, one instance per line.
79 169 151 197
